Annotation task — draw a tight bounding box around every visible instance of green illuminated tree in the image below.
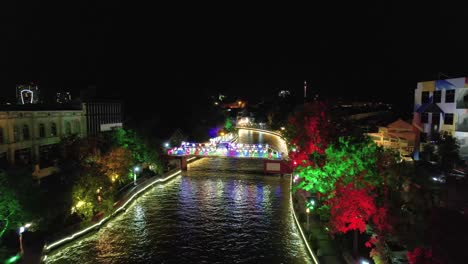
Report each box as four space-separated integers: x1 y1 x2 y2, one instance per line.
224 117 234 132
114 128 163 175
71 172 114 222
296 137 380 195
0 174 22 239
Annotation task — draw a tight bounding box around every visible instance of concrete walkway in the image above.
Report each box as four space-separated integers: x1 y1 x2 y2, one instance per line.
293 194 347 264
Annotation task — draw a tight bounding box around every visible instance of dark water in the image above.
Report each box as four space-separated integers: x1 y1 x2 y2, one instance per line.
46 131 309 264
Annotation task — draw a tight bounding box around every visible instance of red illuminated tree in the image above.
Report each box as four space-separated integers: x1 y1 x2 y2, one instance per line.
326 180 377 234
286 101 332 167
407 247 436 264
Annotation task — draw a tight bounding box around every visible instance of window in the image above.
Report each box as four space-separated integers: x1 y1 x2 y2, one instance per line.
22 125 30 140
14 126 19 142
65 121 72 135
421 113 428 123
432 113 440 125
51 123 57 137
0 127 3 144
39 123 45 138
444 113 454 125
445 89 455 103
433 91 441 103
422 91 430 103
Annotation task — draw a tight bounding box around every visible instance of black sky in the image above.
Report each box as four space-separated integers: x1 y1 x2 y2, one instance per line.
2 2 468 136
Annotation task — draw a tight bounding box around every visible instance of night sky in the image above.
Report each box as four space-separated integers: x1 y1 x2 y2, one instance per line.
2 3 468 137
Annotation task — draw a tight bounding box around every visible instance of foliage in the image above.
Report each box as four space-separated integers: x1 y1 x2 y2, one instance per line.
71 172 114 221
224 118 234 132
295 137 380 194
114 128 163 174
59 134 95 167
286 101 333 167
95 147 132 184
0 174 22 239
421 143 436 162
435 132 459 171
326 181 377 234
407 247 434 264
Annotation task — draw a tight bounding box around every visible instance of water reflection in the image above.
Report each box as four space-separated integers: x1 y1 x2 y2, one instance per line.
46 132 310 264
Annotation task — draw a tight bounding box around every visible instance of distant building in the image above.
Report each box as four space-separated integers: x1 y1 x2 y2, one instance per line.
367 119 417 158
83 100 123 136
413 77 468 159
56 91 72 104
0 104 86 167
16 83 40 104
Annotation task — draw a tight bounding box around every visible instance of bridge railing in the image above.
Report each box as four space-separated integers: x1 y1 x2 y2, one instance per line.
168 142 283 160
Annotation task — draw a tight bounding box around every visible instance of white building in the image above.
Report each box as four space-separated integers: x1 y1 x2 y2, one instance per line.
413 77 468 159
0 105 86 167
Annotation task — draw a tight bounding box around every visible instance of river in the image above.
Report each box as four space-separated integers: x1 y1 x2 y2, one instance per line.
46 130 310 264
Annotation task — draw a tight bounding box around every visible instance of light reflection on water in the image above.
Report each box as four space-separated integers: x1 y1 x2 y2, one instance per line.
46 133 310 264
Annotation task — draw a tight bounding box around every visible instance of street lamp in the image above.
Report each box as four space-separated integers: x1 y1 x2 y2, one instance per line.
18 223 31 254
133 166 140 186
306 207 310 231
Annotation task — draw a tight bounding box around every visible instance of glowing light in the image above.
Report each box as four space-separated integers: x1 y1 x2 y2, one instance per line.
5 254 21 264
19 226 25 234
75 201 85 208
164 142 170 148
45 170 182 251
361 260 370 264
281 127 285 130
20 89 34 104
306 208 310 214
290 175 319 264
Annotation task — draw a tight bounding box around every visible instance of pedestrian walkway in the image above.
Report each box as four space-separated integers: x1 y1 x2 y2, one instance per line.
293 193 347 264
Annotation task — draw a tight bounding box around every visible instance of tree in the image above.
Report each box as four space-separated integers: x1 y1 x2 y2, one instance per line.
286 101 333 168
95 147 132 184
0 174 22 239
407 247 434 264
71 172 114 221
327 181 378 234
114 128 164 174
224 117 234 132
435 132 459 171
295 137 380 195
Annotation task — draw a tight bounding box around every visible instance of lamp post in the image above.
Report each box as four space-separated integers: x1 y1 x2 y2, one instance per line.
18 223 31 255
305 198 315 231
133 166 140 186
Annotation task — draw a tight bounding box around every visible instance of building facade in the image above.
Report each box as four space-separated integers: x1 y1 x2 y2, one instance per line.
368 119 417 158
83 100 123 136
0 105 86 167
413 77 468 159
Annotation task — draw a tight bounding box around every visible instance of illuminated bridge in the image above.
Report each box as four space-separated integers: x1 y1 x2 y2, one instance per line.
167 141 284 160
